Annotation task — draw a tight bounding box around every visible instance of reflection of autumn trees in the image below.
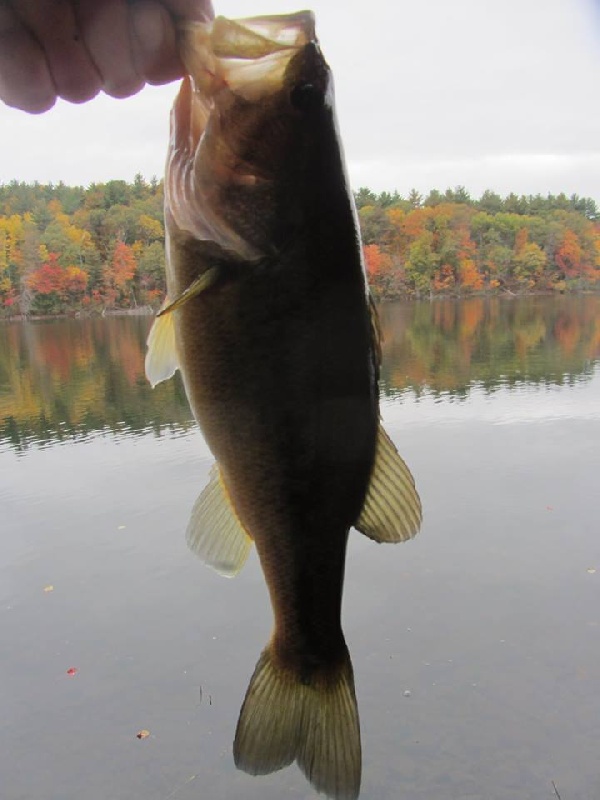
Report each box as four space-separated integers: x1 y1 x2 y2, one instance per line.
377 295 600 396
0 317 194 451
358 190 600 297
2 297 599 451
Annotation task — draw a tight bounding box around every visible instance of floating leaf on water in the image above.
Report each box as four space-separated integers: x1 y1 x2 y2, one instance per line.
66 667 78 676
136 729 151 739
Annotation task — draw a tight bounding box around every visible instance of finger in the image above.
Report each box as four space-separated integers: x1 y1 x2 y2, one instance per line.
129 1 182 85
9 0 102 105
129 0 215 88
0 1 56 112
162 0 214 21
77 0 144 99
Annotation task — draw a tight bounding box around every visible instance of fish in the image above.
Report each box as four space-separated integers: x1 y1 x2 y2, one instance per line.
145 11 422 800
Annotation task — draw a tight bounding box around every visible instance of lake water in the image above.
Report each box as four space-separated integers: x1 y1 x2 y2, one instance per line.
1 295 599 800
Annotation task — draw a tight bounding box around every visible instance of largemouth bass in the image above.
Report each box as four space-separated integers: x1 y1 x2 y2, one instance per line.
145 11 421 800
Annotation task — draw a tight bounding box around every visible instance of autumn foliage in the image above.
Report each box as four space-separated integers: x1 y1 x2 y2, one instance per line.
0 176 164 315
0 179 599 315
356 187 600 298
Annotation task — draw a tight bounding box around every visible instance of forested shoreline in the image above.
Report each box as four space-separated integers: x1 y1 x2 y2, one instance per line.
1 178 599 317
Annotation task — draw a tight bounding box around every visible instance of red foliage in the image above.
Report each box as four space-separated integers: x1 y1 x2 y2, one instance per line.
27 254 88 300
27 253 64 295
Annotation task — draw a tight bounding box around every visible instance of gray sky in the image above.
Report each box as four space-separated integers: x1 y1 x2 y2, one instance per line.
1 0 599 200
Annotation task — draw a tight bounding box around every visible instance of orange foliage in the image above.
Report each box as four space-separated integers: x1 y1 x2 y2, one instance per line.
402 208 431 239
514 227 528 254
363 244 385 276
555 230 583 278
456 230 483 291
102 240 137 307
110 241 136 289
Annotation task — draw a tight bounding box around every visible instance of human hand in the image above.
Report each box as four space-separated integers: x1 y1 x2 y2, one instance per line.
0 0 214 113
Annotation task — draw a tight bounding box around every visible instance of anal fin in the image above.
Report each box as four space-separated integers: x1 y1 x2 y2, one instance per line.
356 424 422 543
186 464 253 577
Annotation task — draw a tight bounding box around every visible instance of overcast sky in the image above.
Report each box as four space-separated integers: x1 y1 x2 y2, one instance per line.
1 0 599 200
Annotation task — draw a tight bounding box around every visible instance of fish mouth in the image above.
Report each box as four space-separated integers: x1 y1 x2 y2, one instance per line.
178 11 317 115
170 11 329 162
166 12 328 256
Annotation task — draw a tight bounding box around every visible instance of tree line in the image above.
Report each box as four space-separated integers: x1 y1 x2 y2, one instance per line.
1 178 599 315
0 176 165 316
357 187 600 297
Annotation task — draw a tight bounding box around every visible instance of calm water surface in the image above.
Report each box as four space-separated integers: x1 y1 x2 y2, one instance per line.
1 296 599 800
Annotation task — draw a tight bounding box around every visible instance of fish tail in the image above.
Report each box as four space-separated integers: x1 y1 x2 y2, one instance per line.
234 642 361 800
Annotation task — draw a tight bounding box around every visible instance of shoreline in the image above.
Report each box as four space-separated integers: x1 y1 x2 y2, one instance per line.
2 288 599 323
0 306 156 323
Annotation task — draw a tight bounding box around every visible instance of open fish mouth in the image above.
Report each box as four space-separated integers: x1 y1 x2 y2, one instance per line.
175 10 318 138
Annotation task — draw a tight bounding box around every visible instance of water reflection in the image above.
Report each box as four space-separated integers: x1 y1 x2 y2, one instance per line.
2 295 600 800
378 294 600 397
1 296 599 453
0 316 194 452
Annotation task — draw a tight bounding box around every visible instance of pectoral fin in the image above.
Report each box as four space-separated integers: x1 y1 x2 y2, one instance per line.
355 424 422 543
157 267 220 317
186 464 253 577
145 268 221 388
145 300 180 388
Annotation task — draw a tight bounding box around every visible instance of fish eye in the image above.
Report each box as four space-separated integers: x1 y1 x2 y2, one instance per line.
289 83 322 112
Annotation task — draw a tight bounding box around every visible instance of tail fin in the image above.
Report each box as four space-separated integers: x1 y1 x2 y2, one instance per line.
234 644 361 800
